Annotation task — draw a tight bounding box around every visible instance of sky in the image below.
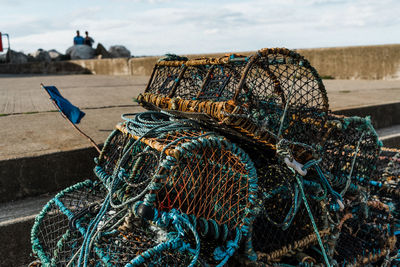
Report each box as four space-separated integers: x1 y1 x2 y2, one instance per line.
1 0 399 56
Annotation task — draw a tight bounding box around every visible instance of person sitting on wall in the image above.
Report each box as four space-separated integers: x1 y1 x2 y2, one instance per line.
73 30 85 45
84 31 95 47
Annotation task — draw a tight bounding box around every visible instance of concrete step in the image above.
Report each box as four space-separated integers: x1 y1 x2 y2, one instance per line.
0 194 54 267
334 101 400 130
0 105 145 204
0 146 99 203
378 124 400 148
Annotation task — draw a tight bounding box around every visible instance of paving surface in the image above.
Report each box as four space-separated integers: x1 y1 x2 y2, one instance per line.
324 79 400 110
0 74 147 160
0 74 149 114
1 74 400 161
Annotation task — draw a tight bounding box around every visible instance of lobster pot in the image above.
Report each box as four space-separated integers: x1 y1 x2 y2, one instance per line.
374 148 400 186
145 49 327 111
93 112 177 199
95 128 147 185
98 120 258 265
31 180 196 266
146 55 247 101
234 47 329 148
246 155 329 264
242 48 328 112
332 201 397 266
92 214 200 267
31 180 107 266
319 116 381 194
150 133 257 232
371 148 400 214
138 48 330 156
95 122 231 206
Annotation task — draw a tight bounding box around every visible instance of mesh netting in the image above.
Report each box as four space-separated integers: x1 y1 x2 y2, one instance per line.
332 203 397 266
36 112 257 266
92 216 198 266
97 115 257 240
31 180 107 266
318 116 381 195
138 48 329 157
147 65 185 96
97 128 132 178
31 180 201 266
146 55 248 101
174 65 208 99
372 148 400 199
145 49 327 109
241 152 329 264
114 118 258 265
242 48 327 111
152 136 255 232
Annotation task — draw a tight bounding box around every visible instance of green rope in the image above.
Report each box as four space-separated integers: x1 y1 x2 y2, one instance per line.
340 132 364 196
277 67 298 138
295 174 331 267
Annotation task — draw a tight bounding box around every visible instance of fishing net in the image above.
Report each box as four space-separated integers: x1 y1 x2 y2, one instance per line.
146 133 257 231
30 181 200 266
245 147 397 266
96 128 134 180
366 147 400 266
144 49 327 109
146 54 247 101
233 112 385 265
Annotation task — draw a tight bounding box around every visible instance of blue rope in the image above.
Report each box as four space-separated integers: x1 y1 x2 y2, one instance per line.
154 209 201 267
132 205 202 266
78 193 111 266
302 159 343 208
126 238 178 266
213 228 242 266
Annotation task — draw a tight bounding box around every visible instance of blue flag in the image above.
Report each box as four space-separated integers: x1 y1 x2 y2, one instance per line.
43 85 85 124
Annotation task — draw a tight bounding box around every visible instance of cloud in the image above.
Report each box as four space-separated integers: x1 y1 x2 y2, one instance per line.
69 6 103 18
2 0 399 55
11 30 72 53
111 0 173 3
204 29 219 35
0 0 23 6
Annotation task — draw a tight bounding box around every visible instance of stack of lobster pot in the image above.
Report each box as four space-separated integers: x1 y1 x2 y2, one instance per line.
30 48 400 267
